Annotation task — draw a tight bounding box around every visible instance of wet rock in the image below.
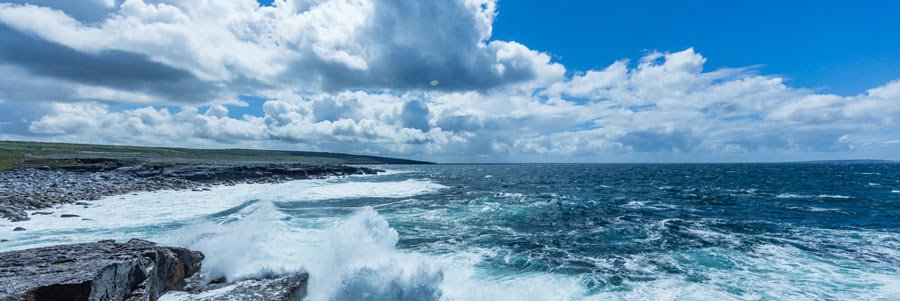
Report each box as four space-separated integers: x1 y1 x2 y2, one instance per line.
60 214 80 218
13 227 25 231
31 212 53 216
1 209 28 222
160 274 308 301
208 277 227 285
0 239 203 301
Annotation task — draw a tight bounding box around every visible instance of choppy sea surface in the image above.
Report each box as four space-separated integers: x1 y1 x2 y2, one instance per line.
2 163 899 300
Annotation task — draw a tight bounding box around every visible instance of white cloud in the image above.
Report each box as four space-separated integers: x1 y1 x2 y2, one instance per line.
0 1 897 161
0 0 562 95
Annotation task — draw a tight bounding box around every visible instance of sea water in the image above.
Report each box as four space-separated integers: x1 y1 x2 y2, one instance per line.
2 164 899 300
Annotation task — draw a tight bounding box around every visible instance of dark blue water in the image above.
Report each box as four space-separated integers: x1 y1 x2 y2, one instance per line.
327 163 900 299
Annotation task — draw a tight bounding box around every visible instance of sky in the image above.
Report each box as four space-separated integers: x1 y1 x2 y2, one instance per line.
0 0 898 163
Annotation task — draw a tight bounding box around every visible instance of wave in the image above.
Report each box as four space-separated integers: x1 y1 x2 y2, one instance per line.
776 193 851 199
284 179 448 202
168 201 301 281
166 203 602 301
776 193 806 198
818 194 851 199
786 206 844 213
166 202 443 300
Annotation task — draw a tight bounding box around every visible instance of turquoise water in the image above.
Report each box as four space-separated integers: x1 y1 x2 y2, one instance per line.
3 163 899 300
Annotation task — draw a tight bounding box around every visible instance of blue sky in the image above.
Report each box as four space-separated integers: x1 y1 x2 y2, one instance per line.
0 0 898 162
491 0 900 96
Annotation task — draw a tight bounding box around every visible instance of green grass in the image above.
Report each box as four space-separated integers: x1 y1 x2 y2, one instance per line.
0 140 431 170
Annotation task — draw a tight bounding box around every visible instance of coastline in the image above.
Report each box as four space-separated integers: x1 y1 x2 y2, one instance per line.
0 159 382 300
0 158 382 222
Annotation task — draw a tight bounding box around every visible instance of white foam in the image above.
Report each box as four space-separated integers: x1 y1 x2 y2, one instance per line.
776 193 804 198
167 201 302 280
0 178 446 250
374 168 416 176
162 203 600 301
891 190 900 194
786 206 842 213
777 194 851 199
818 194 851 199
287 179 446 201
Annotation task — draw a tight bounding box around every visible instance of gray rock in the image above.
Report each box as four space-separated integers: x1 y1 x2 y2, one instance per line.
12 227 25 231
1 209 28 222
160 274 308 301
60 214 80 218
0 239 203 301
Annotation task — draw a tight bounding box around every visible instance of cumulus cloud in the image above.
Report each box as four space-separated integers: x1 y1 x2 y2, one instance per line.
0 1 897 161
510 49 900 158
0 0 562 100
24 93 465 155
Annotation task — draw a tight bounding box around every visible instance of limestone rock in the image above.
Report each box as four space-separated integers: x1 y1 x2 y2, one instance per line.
0 239 203 301
159 274 308 301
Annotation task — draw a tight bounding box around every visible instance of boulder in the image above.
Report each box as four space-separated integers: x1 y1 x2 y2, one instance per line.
0 239 203 301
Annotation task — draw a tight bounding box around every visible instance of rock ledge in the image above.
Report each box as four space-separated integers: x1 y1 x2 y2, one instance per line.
0 239 203 301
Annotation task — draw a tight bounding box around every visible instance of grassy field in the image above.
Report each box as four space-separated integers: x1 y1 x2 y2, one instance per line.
0 140 431 170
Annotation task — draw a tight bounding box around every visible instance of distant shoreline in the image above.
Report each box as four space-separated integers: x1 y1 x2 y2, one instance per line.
0 158 381 222
0 140 432 171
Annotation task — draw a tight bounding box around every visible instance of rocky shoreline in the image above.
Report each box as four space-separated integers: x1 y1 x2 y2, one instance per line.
0 239 308 301
0 158 382 222
0 159 366 300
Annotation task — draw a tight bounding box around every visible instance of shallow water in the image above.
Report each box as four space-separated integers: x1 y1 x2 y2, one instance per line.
2 164 899 300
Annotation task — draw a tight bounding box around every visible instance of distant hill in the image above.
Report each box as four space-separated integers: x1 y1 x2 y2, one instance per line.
0 140 432 170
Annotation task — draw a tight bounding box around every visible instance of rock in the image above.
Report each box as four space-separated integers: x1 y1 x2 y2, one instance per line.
60 214 80 218
160 274 308 301
13 227 25 231
208 277 227 285
74 202 90 206
31 212 53 216
1 209 29 222
0 239 203 301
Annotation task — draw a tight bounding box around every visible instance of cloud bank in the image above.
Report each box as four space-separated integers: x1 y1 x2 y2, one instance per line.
0 0 898 162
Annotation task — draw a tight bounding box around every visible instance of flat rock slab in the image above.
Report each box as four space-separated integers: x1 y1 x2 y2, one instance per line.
0 239 203 301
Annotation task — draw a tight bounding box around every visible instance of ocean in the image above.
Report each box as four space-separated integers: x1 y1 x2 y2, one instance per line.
2 163 899 300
